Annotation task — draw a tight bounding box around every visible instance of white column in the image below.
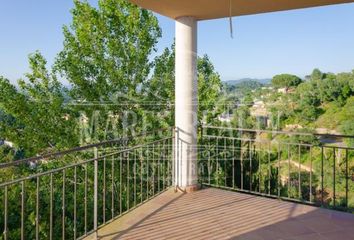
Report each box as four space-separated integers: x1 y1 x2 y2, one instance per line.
175 17 199 192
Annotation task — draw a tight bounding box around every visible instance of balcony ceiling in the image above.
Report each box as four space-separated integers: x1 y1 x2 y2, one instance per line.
129 0 354 20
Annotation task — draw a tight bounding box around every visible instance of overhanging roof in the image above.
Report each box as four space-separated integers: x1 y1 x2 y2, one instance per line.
129 0 354 20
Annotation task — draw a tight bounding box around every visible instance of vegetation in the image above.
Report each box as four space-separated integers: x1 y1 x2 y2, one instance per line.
225 69 354 137
1 0 222 156
0 0 353 238
210 68 354 215
271 74 302 89
199 127 354 214
223 80 264 93
0 53 77 157
0 1 221 239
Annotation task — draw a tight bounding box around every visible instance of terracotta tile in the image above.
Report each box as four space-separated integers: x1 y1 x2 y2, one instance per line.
283 233 324 240
84 188 354 240
298 217 345 234
271 220 315 237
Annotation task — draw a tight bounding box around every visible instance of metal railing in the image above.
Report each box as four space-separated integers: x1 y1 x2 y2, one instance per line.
0 128 174 240
1 125 354 239
198 126 354 213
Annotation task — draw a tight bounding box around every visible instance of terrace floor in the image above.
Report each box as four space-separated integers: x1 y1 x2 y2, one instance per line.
86 188 354 240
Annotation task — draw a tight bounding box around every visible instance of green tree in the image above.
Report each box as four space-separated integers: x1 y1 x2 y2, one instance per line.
198 55 223 124
55 0 161 102
310 68 325 81
271 74 302 89
341 120 354 147
54 0 162 142
339 97 354 146
231 105 254 129
0 52 77 157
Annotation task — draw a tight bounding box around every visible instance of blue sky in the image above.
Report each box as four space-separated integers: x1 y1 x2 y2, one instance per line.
1 1 354 83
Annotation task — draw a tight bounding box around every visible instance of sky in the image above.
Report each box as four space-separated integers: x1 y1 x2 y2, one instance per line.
1 1 354 83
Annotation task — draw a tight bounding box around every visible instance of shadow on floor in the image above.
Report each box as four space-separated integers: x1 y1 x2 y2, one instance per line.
92 188 354 240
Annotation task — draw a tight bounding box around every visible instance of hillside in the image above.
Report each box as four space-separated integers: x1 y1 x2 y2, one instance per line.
224 78 271 86
315 96 354 131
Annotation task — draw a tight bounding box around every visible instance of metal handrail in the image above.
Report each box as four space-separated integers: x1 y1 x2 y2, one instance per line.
1 125 353 240
0 127 173 169
198 127 354 213
0 137 172 188
0 130 174 240
203 125 354 139
202 134 354 150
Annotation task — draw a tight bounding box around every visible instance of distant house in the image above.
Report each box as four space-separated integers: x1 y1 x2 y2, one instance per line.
285 124 303 130
218 113 233 123
250 100 271 128
250 100 268 117
277 88 288 94
4 141 14 148
277 87 295 94
62 114 70 121
253 100 264 106
315 128 340 135
0 140 14 148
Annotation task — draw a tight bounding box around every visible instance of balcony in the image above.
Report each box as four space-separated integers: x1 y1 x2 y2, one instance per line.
87 188 354 240
0 127 353 239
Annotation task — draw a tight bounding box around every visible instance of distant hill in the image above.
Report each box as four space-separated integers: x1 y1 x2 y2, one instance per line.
224 78 271 86
223 78 270 95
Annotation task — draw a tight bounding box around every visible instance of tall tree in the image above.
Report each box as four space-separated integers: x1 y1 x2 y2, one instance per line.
271 74 302 90
0 52 77 157
55 0 161 102
310 68 325 81
55 0 162 142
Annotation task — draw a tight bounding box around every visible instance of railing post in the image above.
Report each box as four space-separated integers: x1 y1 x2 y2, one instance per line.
345 149 349 209
174 127 179 191
321 146 324 206
3 186 8 240
172 127 176 189
333 148 336 208
93 147 98 239
200 125 203 187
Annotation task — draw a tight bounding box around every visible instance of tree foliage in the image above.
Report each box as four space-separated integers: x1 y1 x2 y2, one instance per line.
271 74 302 89
55 0 161 102
1 0 222 155
0 52 77 157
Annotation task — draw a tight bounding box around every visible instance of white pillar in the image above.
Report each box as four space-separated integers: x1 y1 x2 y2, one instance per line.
175 17 199 192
